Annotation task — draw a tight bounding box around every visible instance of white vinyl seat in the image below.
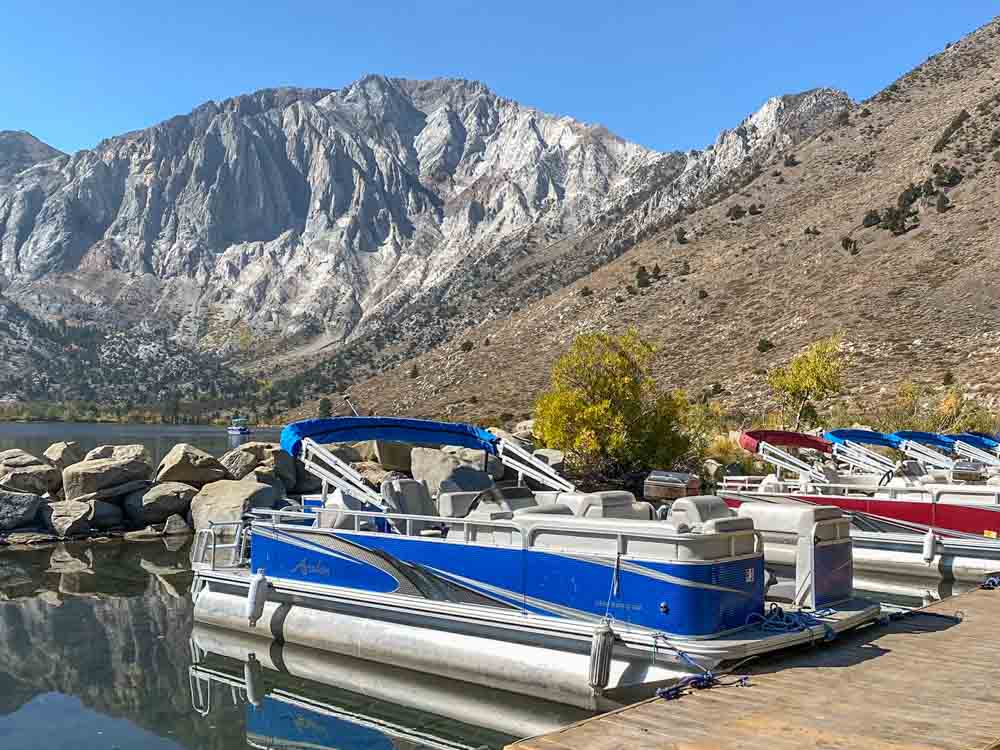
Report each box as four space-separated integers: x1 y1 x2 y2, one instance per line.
381 479 441 536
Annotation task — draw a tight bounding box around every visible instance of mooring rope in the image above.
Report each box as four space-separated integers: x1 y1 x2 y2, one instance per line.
982 575 1000 591
746 603 837 643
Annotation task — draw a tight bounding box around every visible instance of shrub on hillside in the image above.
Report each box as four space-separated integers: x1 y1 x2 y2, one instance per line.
534 330 693 476
459 340 474 353
862 209 881 227
757 338 774 353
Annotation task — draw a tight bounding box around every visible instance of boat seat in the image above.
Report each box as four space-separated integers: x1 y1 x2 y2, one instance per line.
438 490 482 518
513 503 572 517
556 490 654 520
314 489 378 530
381 479 440 535
668 496 734 528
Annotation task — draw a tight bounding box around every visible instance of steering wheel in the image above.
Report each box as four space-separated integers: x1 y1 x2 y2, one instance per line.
464 486 507 515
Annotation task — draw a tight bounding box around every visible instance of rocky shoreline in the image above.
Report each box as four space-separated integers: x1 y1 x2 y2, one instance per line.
0 440 321 549
0 421 547 550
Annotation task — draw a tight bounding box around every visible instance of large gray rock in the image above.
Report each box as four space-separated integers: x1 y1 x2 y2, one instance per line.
162 513 192 536
190 480 281 532
374 441 413 472
41 500 92 537
156 444 230 486
123 482 198 526
72 479 152 504
85 444 151 463
292 458 324 494
442 445 504 480
245 466 286 494
219 447 260 480
0 449 44 469
0 463 62 496
63 454 154 502
411 447 494 496
42 441 85 472
91 500 124 530
220 442 295 488
0 491 42 531
533 448 565 473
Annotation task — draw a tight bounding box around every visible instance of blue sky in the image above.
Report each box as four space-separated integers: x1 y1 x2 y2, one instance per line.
3 2 996 154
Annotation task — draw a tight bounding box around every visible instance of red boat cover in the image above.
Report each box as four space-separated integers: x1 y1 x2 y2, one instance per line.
739 430 833 455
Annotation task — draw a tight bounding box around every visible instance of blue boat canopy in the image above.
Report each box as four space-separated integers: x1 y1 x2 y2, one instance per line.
280 416 499 458
824 429 903 449
953 431 1000 449
891 431 956 451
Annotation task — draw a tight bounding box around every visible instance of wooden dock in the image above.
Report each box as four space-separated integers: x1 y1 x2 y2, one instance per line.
508 587 1000 750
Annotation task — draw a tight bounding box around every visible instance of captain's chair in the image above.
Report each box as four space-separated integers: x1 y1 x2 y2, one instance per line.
381 479 442 536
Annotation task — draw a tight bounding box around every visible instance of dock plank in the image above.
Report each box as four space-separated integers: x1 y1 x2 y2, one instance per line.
508 588 1000 750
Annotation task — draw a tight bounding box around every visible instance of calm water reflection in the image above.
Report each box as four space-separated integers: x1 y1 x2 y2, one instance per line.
0 422 283 465
0 542 521 750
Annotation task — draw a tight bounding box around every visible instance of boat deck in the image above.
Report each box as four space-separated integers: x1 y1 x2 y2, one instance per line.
507 586 1000 750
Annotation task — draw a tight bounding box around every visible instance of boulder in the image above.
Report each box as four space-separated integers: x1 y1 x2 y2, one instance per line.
323 443 365 463
0 491 42 531
490 428 533 452
85 444 150 463
43 442 85 472
156 444 230 486
190 480 281 532
42 500 92 537
533 449 565 473
63 454 153 502
292 458 323 494
229 443 296 486
0 464 62 497
162 514 192 536
245 466 286 494
123 482 198 526
219 447 260 480
72 479 152 505
91 500 124 530
351 461 399 490
411 447 494 496
514 419 535 436
374 441 413 472
442 446 504 480
0 448 46 469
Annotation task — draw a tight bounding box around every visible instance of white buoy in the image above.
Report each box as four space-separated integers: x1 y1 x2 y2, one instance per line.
244 653 262 707
245 570 268 627
587 619 615 692
922 529 937 564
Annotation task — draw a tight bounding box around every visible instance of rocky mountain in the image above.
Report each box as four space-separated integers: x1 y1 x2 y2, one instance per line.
0 131 63 184
0 75 849 404
318 15 1000 423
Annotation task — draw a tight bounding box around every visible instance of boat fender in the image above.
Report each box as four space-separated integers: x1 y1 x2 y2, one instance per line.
588 619 615 692
244 653 262 707
922 530 937 564
246 570 268 627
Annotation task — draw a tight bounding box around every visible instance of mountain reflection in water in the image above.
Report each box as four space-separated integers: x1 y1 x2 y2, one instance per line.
0 540 564 750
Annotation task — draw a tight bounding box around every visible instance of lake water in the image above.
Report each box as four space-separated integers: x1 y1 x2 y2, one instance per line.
0 422 284 465
0 541 518 750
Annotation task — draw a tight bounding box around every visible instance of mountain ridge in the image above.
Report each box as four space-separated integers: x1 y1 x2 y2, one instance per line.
0 74 851 407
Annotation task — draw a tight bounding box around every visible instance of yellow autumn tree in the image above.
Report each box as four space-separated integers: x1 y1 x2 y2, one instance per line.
767 335 845 429
864 381 998 434
534 330 692 475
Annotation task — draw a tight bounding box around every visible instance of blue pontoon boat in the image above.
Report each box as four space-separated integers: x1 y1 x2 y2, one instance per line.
191 417 878 710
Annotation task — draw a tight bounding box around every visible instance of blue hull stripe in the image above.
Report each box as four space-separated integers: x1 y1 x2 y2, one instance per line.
251 526 765 636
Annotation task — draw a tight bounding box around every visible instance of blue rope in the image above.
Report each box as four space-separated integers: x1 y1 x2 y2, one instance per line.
746 603 837 642
983 575 1000 591
651 633 718 701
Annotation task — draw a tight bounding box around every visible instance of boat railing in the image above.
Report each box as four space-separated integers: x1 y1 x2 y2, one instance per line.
192 522 250 570
251 507 762 560
726 481 1000 505
953 439 1000 468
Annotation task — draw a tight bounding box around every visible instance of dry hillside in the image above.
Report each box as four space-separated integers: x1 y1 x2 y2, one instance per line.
297 17 1000 424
